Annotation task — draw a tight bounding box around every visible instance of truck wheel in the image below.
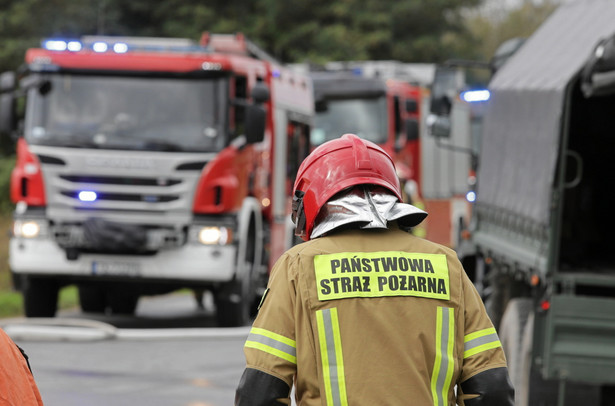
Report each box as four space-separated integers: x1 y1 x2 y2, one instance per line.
499 298 532 399
216 216 259 327
517 311 534 406
78 285 107 313
107 288 139 315
215 258 254 327
24 277 59 318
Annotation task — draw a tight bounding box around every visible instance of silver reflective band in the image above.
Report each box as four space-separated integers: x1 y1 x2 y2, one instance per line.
316 308 348 406
431 306 455 406
464 328 501 358
244 327 297 364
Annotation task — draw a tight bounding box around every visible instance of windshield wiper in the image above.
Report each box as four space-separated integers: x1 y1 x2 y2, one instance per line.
32 133 102 149
141 140 184 152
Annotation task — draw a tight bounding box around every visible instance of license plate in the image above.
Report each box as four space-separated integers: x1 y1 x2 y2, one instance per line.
92 261 141 276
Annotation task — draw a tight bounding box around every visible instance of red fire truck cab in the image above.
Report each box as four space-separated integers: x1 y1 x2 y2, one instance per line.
310 70 423 219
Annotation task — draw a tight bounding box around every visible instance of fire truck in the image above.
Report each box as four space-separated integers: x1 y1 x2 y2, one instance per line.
308 65 472 247
309 71 420 193
0 33 313 326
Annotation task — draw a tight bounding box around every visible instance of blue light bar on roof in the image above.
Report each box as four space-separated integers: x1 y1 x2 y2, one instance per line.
113 42 128 53
67 41 82 52
461 89 491 103
42 39 82 52
42 36 208 54
92 42 108 53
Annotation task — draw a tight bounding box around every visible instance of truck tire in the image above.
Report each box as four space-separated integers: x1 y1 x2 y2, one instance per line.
499 297 532 402
78 285 107 313
216 246 258 327
107 288 139 315
516 311 600 406
215 216 259 327
23 277 59 318
517 311 534 406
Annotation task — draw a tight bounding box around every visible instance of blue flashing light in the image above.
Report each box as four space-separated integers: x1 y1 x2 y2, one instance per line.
113 42 128 53
42 39 83 52
466 190 477 203
272 69 281 78
67 41 82 52
43 40 68 51
461 89 491 103
92 42 108 53
78 191 98 202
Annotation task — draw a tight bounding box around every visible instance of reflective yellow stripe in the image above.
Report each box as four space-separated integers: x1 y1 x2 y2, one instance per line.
244 327 297 364
464 327 497 343
316 308 348 406
313 252 450 301
431 307 455 406
464 327 501 359
250 327 297 347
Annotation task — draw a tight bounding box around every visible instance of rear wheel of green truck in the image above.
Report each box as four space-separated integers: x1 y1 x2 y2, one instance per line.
517 311 534 406
23 277 59 318
499 297 533 400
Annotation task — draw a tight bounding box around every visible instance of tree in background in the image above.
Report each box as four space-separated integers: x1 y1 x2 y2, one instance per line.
0 0 565 72
0 0 485 71
462 0 560 65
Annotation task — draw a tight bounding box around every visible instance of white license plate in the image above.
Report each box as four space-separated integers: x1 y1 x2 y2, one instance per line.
92 261 141 276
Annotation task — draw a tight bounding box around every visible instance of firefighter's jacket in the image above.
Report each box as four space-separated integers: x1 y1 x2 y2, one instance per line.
236 227 513 405
0 328 44 405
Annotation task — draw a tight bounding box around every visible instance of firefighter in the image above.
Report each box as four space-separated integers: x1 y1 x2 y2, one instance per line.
0 327 44 405
235 134 513 406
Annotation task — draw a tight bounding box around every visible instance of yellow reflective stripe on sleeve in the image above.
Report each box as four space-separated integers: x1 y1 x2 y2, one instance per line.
464 327 501 359
313 252 450 301
316 308 348 406
244 327 297 364
430 307 455 406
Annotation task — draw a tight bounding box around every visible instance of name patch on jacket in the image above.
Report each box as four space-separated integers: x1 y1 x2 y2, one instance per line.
314 252 450 301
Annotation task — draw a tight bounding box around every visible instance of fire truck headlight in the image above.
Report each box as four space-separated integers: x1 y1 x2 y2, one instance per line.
197 226 231 245
13 220 46 238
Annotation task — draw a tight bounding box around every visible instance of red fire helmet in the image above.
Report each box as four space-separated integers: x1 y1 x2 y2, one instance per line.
292 133 402 241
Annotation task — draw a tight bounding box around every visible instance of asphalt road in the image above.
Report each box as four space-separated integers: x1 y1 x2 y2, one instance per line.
2 293 251 406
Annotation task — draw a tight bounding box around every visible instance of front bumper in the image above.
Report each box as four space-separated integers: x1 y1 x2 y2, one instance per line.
9 237 237 283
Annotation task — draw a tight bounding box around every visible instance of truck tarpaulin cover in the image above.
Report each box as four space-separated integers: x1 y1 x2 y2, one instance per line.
478 0 615 225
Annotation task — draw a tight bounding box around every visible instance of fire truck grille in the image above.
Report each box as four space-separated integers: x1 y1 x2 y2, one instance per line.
61 191 179 203
59 175 181 187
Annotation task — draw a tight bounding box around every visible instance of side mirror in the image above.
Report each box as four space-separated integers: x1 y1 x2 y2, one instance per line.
251 81 270 104
315 99 328 113
0 72 15 92
428 115 451 138
429 95 452 117
0 72 16 137
245 104 266 144
405 118 419 142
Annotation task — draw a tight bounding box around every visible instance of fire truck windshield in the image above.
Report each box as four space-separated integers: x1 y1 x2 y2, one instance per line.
312 97 388 146
25 74 228 152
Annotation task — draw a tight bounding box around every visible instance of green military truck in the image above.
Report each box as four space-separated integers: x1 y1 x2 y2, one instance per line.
435 1 615 405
